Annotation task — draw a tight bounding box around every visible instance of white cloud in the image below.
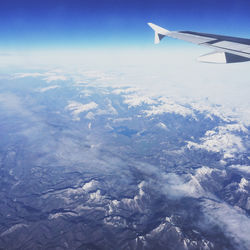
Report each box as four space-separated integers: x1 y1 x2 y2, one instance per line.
85 111 95 120
229 165 250 174
0 93 32 117
5 48 250 125
112 117 132 123
13 71 67 83
66 101 98 120
43 75 67 83
144 101 195 117
202 199 250 249
190 100 235 122
13 72 43 78
238 178 248 192
95 98 118 116
123 94 156 107
39 85 60 92
186 123 246 158
48 212 77 220
156 122 168 130
218 123 248 133
161 173 208 198
82 180 99 192
195 166 214 180
79 70 115 83
112 87 138 95
89 190 102 202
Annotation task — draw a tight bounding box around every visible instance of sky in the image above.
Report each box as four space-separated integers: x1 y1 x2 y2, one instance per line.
0 0 250 122
0 2 250 248
1 0 250 49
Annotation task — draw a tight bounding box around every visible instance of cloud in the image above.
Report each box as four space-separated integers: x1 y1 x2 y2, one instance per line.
5 48 250 126
43 75 67 83
95 98 118 116
49 212 77 220
82 180 99 192
65 101 98 120
238 178 248 192
85 112 95 120
2 51 250 248
78 70 115 83
202 199 250 250
14 72 44 78
189 99 234 122
0 52 12 56
120 93 195 117
13 71 67 83
123 94 156 107
161 173 209 199
144 98 195 118
39 85 60 92
0 93 32 117
112 87 138 95
229 165 250 174
131 161 208 199
220 123 248 133
112 117 132 123
186 123 246 158
156 122 168 130
89 190 102 202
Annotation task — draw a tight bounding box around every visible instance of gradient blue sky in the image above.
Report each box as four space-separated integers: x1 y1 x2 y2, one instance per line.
1 0 250 49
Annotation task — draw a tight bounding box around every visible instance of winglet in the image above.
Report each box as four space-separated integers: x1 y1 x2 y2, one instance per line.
148 23 170 44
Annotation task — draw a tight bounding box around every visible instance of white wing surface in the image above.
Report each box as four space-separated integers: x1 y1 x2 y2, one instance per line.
148 22 250 63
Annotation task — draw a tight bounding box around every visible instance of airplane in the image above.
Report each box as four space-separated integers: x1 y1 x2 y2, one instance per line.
148 22 250 64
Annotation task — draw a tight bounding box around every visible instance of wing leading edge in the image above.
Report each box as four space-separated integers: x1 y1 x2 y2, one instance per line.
148 22 250 64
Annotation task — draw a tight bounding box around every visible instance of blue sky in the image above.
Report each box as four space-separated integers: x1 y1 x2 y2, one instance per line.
1 0 250 49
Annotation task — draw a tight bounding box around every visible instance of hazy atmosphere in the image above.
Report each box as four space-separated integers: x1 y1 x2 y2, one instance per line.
0 0 250 249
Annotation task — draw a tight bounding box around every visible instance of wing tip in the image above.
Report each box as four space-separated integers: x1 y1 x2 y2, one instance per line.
147 22 170 33
148 22 170 44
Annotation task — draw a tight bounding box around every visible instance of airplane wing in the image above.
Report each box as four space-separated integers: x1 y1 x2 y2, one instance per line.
148 22 250 63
